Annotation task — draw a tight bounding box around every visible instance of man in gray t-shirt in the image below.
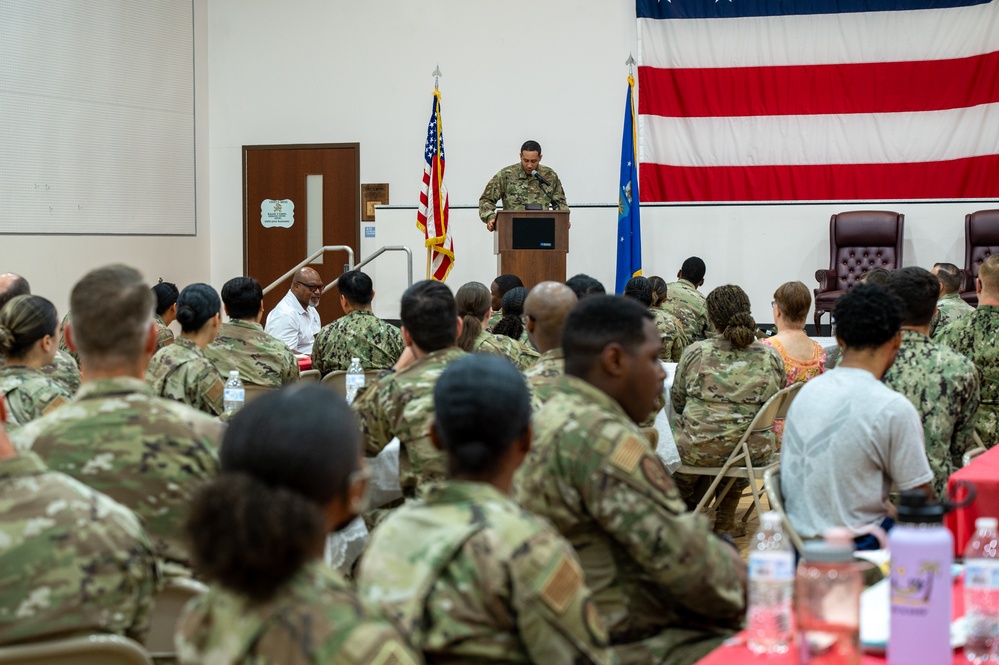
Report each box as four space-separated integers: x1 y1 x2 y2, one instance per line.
781 284 934 543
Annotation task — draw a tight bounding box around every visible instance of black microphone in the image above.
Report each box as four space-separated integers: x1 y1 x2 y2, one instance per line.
531 169 550 186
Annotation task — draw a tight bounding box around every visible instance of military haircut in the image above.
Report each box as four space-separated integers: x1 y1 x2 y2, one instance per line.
649 275 668 306
455 281 491 352
773 281 812 324
0 294 57 358
933 262 963 293
707 284 756 349
623 276 653 307
434 354 531 476
70 264 154 362
565 273 606 300
337 270 374 306
176 283 221 333
493 274 524 296
979 253 999 290
859 267 892 286
833 283 903 351
401 279 458 352
887 267 939 327
0 274 31 311
494 286 529 340
521 139 542 154
220 277 263 320
563 295 653 377
151 280 179 316
680 256 706 284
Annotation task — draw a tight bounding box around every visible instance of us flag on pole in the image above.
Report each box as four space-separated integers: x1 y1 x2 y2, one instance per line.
417 90 454 281
637 0 999 202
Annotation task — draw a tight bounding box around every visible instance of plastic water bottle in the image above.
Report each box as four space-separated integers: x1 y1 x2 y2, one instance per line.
345 357 365 405
965 517 999 663
223 370 244 414
747 511 795 654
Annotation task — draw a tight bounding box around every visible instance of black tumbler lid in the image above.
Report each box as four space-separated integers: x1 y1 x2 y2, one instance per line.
896 490 945 523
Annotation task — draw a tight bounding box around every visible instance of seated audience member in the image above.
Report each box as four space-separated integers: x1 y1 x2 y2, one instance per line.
0 396 160 646
147 283 226 416
176 386 421 665
626 276 687 362
455 282 535 370
312 270 404 375
0 274 80 394
565 273 606 300
0 296 72 429
859 267 892 286
522 281 576 408
486 274 524 331
517 296 745 665
937 252 999 447
57 310 78 365
357 355 612 663
883 267 979 498
206 277 299 387
782 284 933 548
650 275 691 355
671 285 785 536
492 287 540 367
264 266 323 355
760 281 826 442
930 262 975 338
15 264 222 577
151 279 178 349
665 257 713 342
354 280 466 499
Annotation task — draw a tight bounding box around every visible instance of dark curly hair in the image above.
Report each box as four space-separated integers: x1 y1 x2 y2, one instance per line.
833 284 903 350
493 287 529 340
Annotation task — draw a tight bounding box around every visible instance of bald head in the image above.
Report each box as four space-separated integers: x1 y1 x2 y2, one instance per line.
292 267 324 308
523 281 578 354
0 274 30 311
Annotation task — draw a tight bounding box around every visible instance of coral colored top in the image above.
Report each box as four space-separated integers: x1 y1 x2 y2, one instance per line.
760 336 827 444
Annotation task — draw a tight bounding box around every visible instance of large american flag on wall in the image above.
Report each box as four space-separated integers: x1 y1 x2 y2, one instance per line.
637 0 999 202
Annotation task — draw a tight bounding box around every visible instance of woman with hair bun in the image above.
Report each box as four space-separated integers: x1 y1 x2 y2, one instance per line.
176 385 422 665
670 285 785 537
0 295 73 428
146 283 226 416
455 282 538 371
151 279 179 349
356 355 612 664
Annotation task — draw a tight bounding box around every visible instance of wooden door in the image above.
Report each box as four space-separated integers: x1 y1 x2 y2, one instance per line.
243 144 359 326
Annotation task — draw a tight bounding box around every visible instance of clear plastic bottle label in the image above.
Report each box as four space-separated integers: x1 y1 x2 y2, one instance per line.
749 550 794 581
966 559 999 590
224 388 245 402
345 375 365 390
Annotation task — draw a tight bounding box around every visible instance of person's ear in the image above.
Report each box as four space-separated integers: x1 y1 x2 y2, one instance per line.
0 394 8 424
429 421 444 452
599 343 627 378
401 326 413 348
455 316 464 339
977 277 984 295
340 295 348 311
145 322 158 354
64 323 77 353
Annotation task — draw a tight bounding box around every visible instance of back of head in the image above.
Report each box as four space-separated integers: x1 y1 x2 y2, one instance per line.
680 257 706 284
773 281 812 325
493 274 524 296
434 355 531 477
70 264 154 364
649 276 668 306
886 267 939 327
706 285 756 349
493 287 529 339
932 262 963 294
524 282 577 348
979 253 999 293
833 284 903 350
151 280 179 316
175 283 221 333
401 280 457 352
564 295 653 377
859 267 892 286
221 277 263 320
0 274 31 312
623 276 653 307
565 273 606 300
337 270 374 306
187 385 361 601
455 282 491 352
0 295 57 359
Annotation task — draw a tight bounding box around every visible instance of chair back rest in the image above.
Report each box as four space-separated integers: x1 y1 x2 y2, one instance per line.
965 210 999 283
299 369 321 383
243 384 275 404
830 211 904 290
762 467 806 553
320 369 383 398
0 634 153 665
143 578 208 656
773 381 805 420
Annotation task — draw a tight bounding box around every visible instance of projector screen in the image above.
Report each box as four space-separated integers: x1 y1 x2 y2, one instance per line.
0 0 195 235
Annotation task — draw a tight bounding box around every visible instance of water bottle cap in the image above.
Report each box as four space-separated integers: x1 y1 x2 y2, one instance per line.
896 490 946 523
976 517 998 531
352 357 360 363
801 527 856 562
228 370 239 379
761 512 782 528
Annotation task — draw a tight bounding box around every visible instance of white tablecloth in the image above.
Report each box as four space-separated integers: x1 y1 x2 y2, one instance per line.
654 362 682 472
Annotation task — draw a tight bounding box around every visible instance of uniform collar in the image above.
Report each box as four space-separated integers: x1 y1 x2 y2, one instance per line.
76 376 154 400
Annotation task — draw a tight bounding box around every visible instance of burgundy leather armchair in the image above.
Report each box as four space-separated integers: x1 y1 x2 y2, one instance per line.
962 210 999 306
813 211 904 336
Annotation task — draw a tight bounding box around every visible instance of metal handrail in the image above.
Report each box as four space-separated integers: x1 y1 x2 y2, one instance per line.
330 245 413 292
261 245 355 296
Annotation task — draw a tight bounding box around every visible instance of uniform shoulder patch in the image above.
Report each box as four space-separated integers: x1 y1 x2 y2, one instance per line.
540 556 583 615
641 455 675 494
608 435 646 473
206 380 224 405
367 642 418 665
42 396 67 415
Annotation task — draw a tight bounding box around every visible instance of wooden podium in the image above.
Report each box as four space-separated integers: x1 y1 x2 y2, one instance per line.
494 210 570 288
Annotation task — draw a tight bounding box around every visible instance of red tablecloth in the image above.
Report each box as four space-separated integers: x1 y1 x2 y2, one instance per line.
297 356 312 371
946 444 999 557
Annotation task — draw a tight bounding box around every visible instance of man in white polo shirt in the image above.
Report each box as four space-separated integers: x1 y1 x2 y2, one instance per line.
264 267 322 355
781 284 934 550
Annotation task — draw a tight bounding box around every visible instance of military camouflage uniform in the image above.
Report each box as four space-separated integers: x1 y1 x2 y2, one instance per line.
206 320 300 387
663 279 711 343
882 330 980 497
651 306 688 362
357 481 613 664
176 560 421 665
516 375 745 665
478 163 568 224
312 310 404 376
353 347 466 498
937 305 999 447
472 330 539 372
930 293 975 338
30 351 81 396
0 365 72 429
57 311 79 366
154 314 175 349
524 348 565 411
146 337 226 417
485 310 504 332
0 452 160 645
14 377 222 574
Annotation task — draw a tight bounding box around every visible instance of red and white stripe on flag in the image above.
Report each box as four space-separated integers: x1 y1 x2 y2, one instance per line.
636 0 999 202
417 90 454 281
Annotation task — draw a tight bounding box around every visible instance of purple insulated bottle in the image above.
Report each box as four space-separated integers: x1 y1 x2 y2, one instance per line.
887 491 953 665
